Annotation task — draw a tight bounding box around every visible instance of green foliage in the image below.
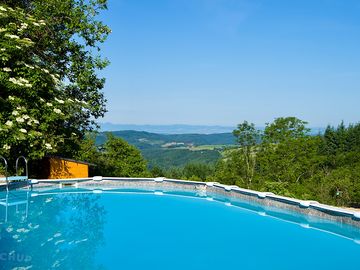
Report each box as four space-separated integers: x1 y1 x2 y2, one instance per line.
232 121 262 187
259 182 293 198
214 118 360 207
95 130 230 169
233 121 261 147
182 163 214 181
95 130 236 149
164 167 184 179
101 134 148 177
75 134 148 177
150 166 165 177
143 148 221 169
0 1 110 159
257 136 323 184
264 117 310 144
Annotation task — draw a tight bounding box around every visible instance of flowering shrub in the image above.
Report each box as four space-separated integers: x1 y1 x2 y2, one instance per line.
0 2 110 159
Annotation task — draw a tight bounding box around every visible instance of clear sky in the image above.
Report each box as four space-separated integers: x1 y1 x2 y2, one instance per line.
98 0 360 127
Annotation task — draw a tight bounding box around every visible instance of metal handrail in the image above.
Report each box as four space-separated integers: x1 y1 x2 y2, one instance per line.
15 156 28 178
0 156 8 190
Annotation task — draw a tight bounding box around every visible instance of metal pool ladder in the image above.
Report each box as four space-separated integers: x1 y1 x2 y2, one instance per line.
0 155 29 191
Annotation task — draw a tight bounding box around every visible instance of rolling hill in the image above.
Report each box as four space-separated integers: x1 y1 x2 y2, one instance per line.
96 130 236 169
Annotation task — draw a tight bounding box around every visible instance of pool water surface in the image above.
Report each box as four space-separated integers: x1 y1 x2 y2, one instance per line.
0 188 359 270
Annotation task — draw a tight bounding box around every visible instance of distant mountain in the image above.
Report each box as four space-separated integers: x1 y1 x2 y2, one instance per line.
96 130 236 149
99 123 235 134
99 122 325 135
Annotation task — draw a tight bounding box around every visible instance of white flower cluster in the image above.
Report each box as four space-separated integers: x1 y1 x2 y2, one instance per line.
22 38 34 45
74 98 88 105
45 143 52 150
3 144 11 150
24 63 35 69
19 22 28 32
2 67 11 72
54 97 64 104
16 116 24 122
5 106 40 133
5 34 20 39
53 108 62 114
8 77 32 88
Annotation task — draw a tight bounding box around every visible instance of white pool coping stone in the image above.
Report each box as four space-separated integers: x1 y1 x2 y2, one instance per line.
33 176 360 226
93 176 103 181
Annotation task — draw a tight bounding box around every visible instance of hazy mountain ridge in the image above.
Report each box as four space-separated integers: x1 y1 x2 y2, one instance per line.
100 123 326 135
99 123 235 134
96 130 236 149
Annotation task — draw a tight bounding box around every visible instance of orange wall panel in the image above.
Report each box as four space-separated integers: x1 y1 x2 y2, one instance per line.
48 158 89 179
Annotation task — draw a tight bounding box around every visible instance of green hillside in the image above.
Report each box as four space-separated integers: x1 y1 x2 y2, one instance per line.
142 149 221 168
96 130 235 168
96 130 235 148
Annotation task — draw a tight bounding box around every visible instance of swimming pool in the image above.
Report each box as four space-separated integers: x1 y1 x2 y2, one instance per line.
1 181 360 270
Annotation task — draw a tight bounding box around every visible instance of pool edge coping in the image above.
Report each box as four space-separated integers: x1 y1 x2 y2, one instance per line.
29 176 360 228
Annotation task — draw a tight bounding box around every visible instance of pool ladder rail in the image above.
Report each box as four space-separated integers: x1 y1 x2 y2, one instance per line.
0 189 30 222
0 155 30 191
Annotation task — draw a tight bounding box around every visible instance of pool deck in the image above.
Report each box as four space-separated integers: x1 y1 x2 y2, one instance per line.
26 176 360 229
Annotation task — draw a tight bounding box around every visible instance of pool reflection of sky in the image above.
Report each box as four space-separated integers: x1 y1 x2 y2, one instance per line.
1 188 360 270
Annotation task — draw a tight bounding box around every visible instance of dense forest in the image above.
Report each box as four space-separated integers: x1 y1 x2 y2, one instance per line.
210 117 360 207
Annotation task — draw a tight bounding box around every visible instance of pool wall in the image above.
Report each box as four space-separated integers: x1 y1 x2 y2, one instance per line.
30 176 360 229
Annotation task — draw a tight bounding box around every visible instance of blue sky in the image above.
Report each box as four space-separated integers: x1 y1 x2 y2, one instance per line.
98 0 360 127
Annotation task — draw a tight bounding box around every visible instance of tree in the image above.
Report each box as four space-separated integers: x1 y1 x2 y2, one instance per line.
100 134 148 177
150 166 165 178
0 1 110 159
74 133 149 177
263 117 310 144
182 163 214 181
213 118 360 207
257 136 323 184
232 121 261 187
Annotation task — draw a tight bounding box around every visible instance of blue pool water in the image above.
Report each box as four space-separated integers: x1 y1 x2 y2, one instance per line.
1 187 360 270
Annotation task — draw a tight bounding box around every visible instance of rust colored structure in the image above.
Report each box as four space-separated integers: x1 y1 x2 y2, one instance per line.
44 157 92 179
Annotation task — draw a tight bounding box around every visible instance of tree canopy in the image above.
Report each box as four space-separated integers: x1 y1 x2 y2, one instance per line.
0 0 110 159
76 134 148 178
213 118 360 207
